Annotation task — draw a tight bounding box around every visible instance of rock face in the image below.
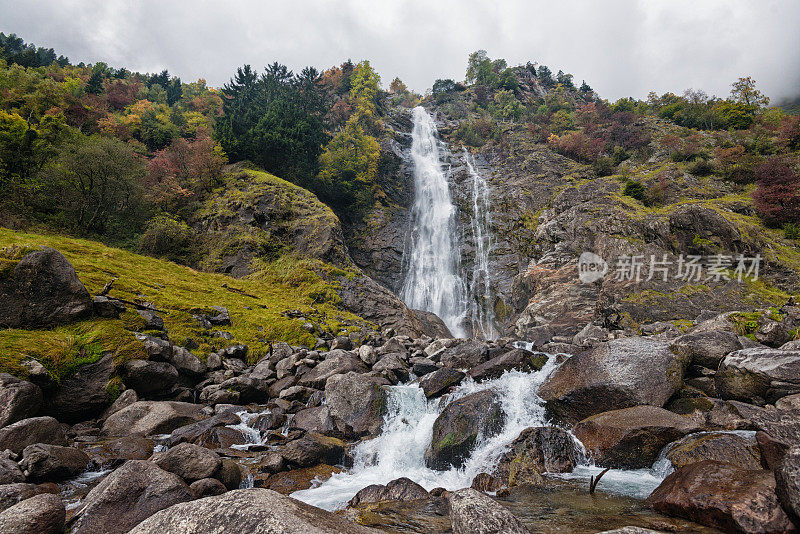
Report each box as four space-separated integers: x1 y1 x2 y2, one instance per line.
43 354 114 423
0 374 42 428
0 247 92 328
448 488 528 534
324 372 388 439
348 477 430 507
572 406 701 469
69 460 193 534
0 417 67 454
0 493 65 534
102 401 206 437
716 348 800 404
538 337 687 424
646 460 795 533
662 432 762 470
495 427 581 486
426 390 504 470
775 446 800 524
128 488 380 533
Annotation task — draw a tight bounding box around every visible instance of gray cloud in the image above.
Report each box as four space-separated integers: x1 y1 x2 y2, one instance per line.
2 0 799 101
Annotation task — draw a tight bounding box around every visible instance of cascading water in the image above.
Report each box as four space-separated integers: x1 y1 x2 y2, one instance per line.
400 106 468 337
464 150 496 339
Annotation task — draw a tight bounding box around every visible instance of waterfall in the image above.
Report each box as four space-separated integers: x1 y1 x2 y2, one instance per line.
465 150 496 339
400 106 467 338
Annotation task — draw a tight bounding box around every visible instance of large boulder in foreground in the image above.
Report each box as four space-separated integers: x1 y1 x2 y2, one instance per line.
716 348 800 404
0 417 67 454
102 401 206 437
324 372 388 439
425 390 504 470
0 374 42 429
69 460 192 534
669 330 743 369
646 460 794 533
448 488 528 534
19 444 90 481
775 446 800 524
128 487 380 533
0 247 92 328
0 493 65 534
538 337 688 424
153 442 222 483
572 406 701 469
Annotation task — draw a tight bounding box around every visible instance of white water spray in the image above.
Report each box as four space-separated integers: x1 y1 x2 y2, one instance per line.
401 106 467 337
465 150 496 339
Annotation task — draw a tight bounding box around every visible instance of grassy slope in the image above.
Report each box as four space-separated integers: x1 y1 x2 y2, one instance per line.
0 227 366 379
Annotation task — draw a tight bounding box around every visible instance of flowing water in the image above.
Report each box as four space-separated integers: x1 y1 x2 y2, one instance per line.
400 106 468 337
464 150 496 339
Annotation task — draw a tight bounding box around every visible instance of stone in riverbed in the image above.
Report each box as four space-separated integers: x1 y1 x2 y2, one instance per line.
280 433 345 468
417 367 465 398
0 374 42 429
661 431 762 471
0 493 65 534
716 348 800 404
646 460 794 533
669 330 744 369
127 487 380 533
325 372 389 440
538 337 688 424
19 444 90 481
572 405 701 469
775 446 800 525
189 477 227 498
297 351 367 389
348 477 429 507
153 442 222 483
0 417 67 454
448 488 528 534
495 426 581 487
468 349 548 382
0 483 59 513
102 400 206 437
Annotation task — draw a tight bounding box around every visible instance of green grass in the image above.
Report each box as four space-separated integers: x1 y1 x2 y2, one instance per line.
0 227 368 376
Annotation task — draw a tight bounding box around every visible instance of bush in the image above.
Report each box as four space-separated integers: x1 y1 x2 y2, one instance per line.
688 158 714 176
593 157 615 177
752 157 800 226
784 223 800 240
623 180 646 202
138 215 196 262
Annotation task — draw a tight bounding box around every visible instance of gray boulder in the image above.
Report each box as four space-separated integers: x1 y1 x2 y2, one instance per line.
348 477 429 507
417 367 465 398
468 349 547 382
0 417 67 454
122 360 179 397
0 457 24 484
298 351 367 389
325 372 389 439
127 488 380 533
538 337 688 424
439 340 489 369
19 444 89 481
69 460 192 534
102 401 206 437
775 446 800 524
0 247 92 328
0 483 58 513
448 488 528 534
669 330 743 369
716 348 800 404
0 374 42 429
44 354 115 423
0 493 65 534
153 443 222 483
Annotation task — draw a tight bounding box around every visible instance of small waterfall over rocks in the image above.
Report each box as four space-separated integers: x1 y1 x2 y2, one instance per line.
400 106 468 337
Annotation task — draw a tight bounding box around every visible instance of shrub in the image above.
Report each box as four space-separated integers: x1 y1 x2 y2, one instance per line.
623 180 646 202
752 157 800 226
688 158 714 176
138 215 196 262
593 157 615 177
784 223 800 240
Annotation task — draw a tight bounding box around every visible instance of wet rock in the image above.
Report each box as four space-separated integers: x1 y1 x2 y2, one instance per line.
325 372 389 439
255 452 285 475
0 417 67 454
0 493 65 534
298 351 367 389
669 330 743 369
348 477 429 507
439 340 490 369
412 309 453 339
468 349 548 382
418 367 465 398
44 354 115 423
0 247 92 328
84 437 155 467
189 477 227 498
102 401 206 437
291 406 336 435
448 488 528 534
646 460 794 533
663 431 762 470
254 464 342 494
128 487 380 533
279 386 318 403
573 406 701 469
470 472 504 492
19 444 89 481
153 442 222 483
0 374 42 429
538 337 688 424
372 353 410 383
167 411 240 447
411 357 439 376
216 459 242 490
496 427 581 487
426 390 504 470
69 460 192 534
775 446 800 524
122 360 179 397
280 433 345 468
716 348 800 404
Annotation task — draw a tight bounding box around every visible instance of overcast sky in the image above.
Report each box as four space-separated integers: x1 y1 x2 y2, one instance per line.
2 0 799 102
